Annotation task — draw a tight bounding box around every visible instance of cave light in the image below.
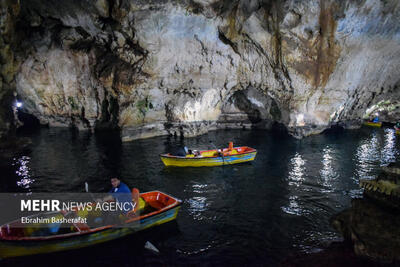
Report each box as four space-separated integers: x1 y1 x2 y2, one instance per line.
15 101 23 108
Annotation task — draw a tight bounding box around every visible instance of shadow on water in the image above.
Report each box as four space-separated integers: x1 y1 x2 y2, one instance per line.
1 126 400 265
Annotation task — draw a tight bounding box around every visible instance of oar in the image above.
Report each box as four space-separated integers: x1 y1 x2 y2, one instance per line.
85 182 97 202
145 241 160 254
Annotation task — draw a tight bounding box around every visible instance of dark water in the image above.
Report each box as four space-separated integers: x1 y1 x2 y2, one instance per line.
1 126 400 266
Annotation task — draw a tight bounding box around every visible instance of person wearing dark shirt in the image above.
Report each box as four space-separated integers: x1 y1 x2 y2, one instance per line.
109 177 133 213
99 177 134 214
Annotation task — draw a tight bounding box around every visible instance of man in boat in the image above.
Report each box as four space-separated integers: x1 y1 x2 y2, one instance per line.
395 122 400 131
171 146 188 157
370 113 379 123
96 178 137 225
104 177 135 213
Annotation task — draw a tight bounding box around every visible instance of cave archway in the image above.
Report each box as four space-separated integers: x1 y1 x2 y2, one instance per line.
363 99 400 124
218 87 283 130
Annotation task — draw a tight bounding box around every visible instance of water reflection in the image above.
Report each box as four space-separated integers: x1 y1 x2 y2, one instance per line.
282 153 307 216
355 129 399 181
4 127 400 265
288 153 306 186
355 132 380 180
13 156 35 190
381 128 397 165
319 147 337 192
281 195 307 216
187 196 209 220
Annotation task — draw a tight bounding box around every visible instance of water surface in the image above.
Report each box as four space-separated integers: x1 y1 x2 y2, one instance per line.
1 127 399 265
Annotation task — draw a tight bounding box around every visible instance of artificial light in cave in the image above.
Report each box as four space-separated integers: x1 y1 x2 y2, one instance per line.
15 101 22 108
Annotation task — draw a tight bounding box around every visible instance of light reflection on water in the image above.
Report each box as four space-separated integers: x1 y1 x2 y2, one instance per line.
281 127 400 249
288 153 306 186
355 128 399 181
282 195 308 216
381 128 397 165
3 127 400 265
355 132 380 180
282 153 307 216
187 196 209 221
320 147 338 193
13 156 35 190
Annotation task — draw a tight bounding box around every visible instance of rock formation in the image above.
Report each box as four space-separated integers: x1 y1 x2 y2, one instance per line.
0 0 20 141
1 0 400 140
331 163 400 263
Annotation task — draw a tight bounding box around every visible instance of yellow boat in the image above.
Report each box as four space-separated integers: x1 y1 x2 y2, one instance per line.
160 142 257 167
0 190 181 258
364 121 382 127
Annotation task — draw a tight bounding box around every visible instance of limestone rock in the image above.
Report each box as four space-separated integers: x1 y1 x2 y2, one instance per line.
0 0 20 140
2 0 399 140
331 198 400 263
332 163 400 263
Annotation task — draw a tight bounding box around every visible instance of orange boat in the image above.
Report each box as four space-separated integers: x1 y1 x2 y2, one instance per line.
0 190 181 258
160 142 257 167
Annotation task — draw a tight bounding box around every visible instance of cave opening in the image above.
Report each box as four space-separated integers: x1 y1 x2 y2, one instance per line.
16 110 41 133
322 124 345 135
363 99 400 125
270 121 290 136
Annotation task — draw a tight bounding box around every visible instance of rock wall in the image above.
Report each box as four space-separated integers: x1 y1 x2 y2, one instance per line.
7 0 400 140
332 163 400 263
0 0 20 140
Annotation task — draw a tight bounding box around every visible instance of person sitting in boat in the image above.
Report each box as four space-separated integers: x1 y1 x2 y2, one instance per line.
99 177 135 214
372 116 379 123
173 146 188 157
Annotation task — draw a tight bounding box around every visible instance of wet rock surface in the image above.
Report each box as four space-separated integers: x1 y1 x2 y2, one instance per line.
0 0 20 140
332 163 400 264
0 0 399 140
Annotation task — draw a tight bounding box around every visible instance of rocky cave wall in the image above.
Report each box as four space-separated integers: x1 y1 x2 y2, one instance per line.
0 0 20 141
2 0 400 140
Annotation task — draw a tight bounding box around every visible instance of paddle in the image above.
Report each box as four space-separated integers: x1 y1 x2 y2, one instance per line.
144 241 160 254
85 182 98 202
